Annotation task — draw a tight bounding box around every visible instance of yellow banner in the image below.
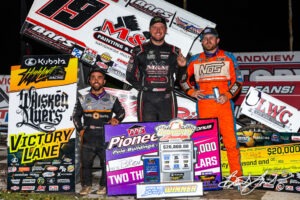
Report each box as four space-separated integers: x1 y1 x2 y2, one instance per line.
10 56 78 92
221 143 300 176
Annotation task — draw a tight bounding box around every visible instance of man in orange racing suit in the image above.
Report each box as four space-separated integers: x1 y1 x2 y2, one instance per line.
180 27 243 179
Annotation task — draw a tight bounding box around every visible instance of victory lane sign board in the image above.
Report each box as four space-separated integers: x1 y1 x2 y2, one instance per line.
7 55 78 193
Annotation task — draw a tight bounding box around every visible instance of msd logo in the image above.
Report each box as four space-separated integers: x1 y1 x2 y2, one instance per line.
97 17 147 47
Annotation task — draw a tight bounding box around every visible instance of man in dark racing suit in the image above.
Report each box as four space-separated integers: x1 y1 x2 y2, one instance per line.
73 68 125 195
126 16 187 122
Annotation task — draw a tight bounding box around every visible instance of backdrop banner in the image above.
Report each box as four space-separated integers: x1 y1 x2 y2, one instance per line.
221 142 300 194
105 118 221 196
7 55 78 193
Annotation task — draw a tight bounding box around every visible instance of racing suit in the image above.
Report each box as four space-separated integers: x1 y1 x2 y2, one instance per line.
126 41 186 122
72 90 125 187
181 49 243 177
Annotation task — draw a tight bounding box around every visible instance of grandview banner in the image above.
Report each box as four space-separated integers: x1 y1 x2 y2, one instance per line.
233 51 300 110
7 55 78 192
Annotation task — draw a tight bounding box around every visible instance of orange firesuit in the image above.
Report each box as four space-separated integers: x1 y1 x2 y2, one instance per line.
181 49 243 177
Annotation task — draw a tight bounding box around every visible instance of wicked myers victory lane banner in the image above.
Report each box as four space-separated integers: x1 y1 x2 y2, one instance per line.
105 118 221 196
7 55 78 192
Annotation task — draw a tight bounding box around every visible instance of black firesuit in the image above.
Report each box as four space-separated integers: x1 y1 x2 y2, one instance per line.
126 41 186 122
72 90 125 187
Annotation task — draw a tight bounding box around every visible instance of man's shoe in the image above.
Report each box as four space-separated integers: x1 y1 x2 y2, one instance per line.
96 186 106 195
79 186 92 195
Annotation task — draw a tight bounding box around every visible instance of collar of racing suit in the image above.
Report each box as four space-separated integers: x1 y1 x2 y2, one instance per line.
204 47 219 58
89 90 106 100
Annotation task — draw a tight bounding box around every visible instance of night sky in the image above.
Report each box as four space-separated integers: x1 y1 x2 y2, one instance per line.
2 0 299 75
166 0 300 52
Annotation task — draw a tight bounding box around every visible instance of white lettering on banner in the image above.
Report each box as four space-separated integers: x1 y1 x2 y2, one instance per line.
198 142 217 154
107 134 158 149
126 0 173 19
241 85 295 94
240 69 300 82
130 170 143 181
108 173 129 185
195 156 218 168
108 170 144 185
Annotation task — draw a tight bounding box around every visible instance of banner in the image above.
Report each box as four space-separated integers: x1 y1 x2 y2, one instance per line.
7 55 78 192
221 143 300 193
105 118 221 196
21 0 215 84
234 51 300 111
236 131 300 148
240 87 300 132
234 51 300 83
235 81 300 109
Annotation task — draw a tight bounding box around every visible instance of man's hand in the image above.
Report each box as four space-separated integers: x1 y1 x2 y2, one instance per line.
217 94 229 104
191 90 205 100
108 118 120 126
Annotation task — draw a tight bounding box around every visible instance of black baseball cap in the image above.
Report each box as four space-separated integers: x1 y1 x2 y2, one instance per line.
200 27 219 41
150 16 167 27
88 67 106 79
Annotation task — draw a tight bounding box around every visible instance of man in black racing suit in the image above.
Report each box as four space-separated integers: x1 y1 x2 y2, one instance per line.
73 68 125 195
126 16 187 122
